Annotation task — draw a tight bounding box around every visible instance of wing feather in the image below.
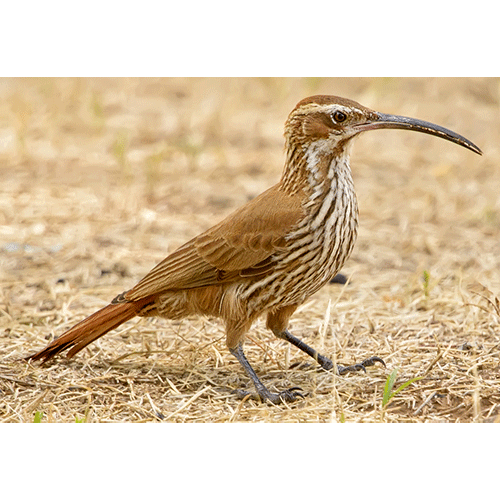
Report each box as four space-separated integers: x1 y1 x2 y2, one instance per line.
123 185 304 301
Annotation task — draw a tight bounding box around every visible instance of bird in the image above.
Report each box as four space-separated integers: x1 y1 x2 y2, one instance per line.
25 95 482 404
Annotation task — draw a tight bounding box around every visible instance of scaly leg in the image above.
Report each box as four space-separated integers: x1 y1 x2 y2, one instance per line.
276 328 386 375
275 328 334 370
229 344 304 404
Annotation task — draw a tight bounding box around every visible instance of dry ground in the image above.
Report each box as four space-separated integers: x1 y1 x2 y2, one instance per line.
1 77 499 423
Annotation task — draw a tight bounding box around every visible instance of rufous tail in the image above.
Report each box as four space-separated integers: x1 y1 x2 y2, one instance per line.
26 298 151 364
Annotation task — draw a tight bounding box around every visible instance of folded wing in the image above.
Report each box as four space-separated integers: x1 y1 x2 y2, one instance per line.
120 186 304 301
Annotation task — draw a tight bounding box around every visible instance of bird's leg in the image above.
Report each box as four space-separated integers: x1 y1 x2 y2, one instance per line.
229 344 304 404
274 328 334 370
268 305 385 373
267 306 336 370
277 329 386 375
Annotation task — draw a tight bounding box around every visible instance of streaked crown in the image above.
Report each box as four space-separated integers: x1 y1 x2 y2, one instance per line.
284 95 377 145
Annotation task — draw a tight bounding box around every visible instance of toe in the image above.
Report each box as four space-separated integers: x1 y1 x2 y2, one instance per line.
361 356 386 368
277 387 305 403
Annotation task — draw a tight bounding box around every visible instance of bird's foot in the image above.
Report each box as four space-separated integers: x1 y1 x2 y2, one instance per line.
234 386 305 405
230 344 306 404
337 356 386 375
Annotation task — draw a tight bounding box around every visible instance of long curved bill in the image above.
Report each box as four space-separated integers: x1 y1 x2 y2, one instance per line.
355 112 482 155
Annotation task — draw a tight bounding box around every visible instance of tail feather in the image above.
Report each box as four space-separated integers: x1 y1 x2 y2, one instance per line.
26 298 151 364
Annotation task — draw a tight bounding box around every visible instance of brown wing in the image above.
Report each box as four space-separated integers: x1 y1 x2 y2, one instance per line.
121 185 304 301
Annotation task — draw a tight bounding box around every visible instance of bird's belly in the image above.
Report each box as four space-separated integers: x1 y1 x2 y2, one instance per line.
241 225 357 313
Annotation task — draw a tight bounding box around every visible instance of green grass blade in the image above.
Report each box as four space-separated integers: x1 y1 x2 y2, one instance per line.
390 376 424 399
382 369 398 406
382 369 424 408
33 411 44 423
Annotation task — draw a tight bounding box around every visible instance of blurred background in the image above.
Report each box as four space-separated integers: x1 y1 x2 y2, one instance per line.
1 77 498 293
1 78 499 422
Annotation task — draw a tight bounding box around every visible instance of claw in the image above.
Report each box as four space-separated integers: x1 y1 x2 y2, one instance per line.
275 387 305 404
233 389 254 401
360 356 386 368
337 356 386 376
233 386 305 404
337 363 366 375
285 386 304 393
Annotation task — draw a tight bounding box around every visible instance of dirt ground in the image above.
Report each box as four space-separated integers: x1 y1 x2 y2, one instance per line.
1 77 499 422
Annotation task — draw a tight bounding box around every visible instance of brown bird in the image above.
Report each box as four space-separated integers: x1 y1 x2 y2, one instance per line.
26 95 482 404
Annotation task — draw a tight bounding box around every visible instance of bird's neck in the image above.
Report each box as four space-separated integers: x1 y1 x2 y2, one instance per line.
278 138 359 291
280 138 357 213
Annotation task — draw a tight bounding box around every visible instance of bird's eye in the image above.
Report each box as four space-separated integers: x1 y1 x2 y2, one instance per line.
332 110 347 123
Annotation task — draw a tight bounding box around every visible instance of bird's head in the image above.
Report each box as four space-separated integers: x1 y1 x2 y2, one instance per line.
284 95 482 156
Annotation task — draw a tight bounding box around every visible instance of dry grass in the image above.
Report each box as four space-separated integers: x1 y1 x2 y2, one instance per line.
1 77 499 422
